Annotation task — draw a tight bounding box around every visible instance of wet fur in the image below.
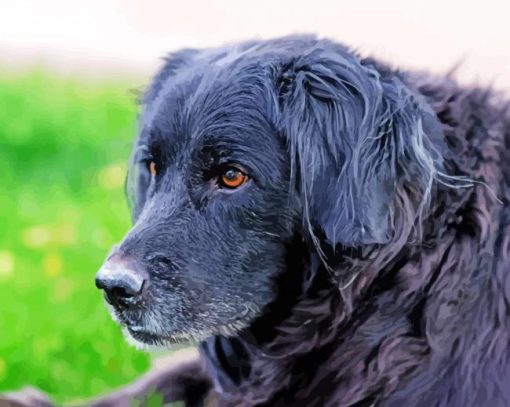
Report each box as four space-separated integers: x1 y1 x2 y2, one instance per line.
117 36 510 406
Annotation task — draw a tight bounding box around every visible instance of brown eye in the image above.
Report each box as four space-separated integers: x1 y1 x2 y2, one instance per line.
149 161 157 177
219 167 248 189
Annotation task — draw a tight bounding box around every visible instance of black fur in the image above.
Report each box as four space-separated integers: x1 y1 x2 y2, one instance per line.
101 35 510 406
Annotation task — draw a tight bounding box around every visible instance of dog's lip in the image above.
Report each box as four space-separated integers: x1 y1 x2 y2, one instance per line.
126 325 146 333
126 326 191 344
103 292 113 305
127 326 162 340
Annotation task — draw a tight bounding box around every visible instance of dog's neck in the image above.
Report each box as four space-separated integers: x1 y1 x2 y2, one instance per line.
197 200 473 406
197 237 424 406
199 242 449 406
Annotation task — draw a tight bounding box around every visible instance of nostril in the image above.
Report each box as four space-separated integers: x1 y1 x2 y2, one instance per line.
112 286 133 299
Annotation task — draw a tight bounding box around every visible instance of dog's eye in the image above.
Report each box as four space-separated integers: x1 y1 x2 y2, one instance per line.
148 161 157 177
218 167 248 189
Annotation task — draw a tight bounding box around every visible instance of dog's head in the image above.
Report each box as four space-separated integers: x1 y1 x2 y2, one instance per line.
95 36 448 347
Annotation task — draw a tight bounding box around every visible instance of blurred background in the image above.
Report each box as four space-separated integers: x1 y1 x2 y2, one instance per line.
0 0 508 404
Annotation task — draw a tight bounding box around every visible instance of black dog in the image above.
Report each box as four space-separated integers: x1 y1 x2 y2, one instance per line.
95 35 510 406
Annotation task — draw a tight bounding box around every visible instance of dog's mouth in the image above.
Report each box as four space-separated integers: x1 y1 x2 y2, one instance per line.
123 318 254 348
105 297 261 348
119 317 254 349
101 303 185 346
125 325 193 346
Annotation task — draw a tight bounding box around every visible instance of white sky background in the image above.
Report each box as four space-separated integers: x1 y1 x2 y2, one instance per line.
0 0 509 88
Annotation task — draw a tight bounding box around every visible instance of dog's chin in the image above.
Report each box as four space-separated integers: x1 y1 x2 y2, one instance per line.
122 326 198 351
119 315 256 350
121 321 253 351
104 300 261 350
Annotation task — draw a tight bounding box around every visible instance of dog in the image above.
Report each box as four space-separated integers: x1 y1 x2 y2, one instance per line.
94 35 510 406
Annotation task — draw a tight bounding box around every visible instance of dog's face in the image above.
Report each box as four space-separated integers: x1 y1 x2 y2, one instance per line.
96 54 299 346
96 36 449 347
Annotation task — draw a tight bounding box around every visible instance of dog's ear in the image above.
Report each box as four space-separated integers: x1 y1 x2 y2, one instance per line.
277 46 447 250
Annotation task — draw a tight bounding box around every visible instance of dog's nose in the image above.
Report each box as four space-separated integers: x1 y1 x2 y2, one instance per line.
95 255 147 306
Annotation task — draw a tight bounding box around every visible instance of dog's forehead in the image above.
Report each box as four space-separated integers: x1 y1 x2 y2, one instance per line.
139 35 338 136
138 65 279 157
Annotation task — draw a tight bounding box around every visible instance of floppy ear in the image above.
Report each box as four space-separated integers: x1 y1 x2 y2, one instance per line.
277 46 448 251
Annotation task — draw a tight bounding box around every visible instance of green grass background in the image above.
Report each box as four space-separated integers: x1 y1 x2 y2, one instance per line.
0 69 154 403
